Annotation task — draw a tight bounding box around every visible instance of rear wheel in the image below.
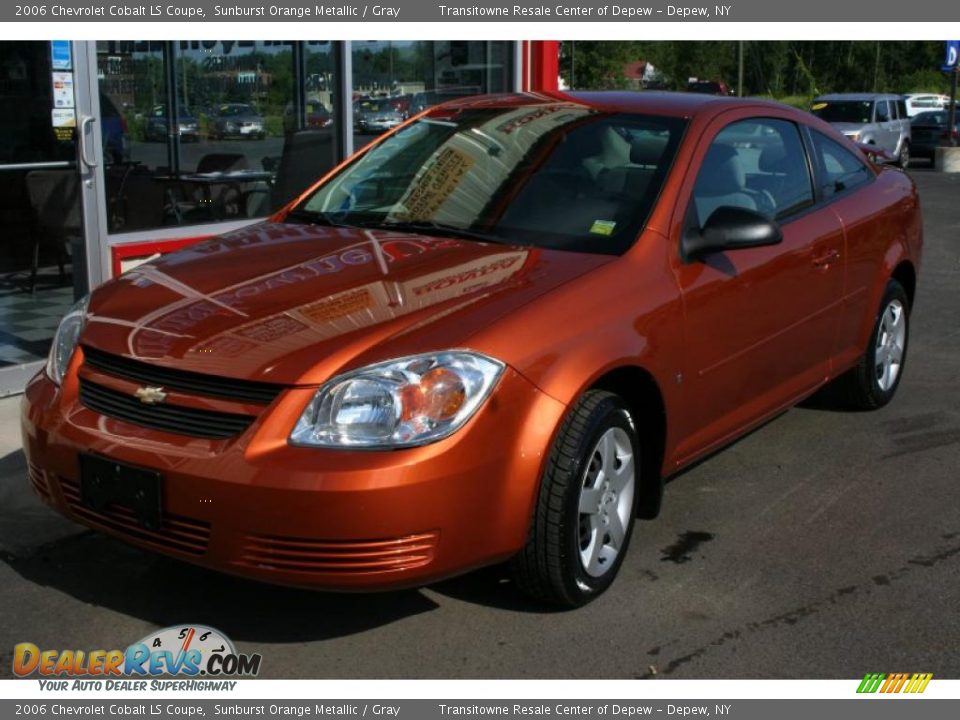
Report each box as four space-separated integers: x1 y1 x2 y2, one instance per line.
831 279 910 409
898 141 911 169
512 390 639 607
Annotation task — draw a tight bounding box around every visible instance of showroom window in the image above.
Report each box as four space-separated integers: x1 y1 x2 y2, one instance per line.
97 40 338 233
351 41 514 150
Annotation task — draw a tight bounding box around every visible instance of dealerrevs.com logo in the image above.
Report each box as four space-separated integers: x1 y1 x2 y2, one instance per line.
13 625 262 688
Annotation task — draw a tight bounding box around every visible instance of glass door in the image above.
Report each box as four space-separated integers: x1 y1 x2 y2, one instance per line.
0 41 103 396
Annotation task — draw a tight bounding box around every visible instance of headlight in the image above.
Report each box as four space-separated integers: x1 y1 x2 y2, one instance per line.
290 351 504 449
847 132 861 142
46 296 89 385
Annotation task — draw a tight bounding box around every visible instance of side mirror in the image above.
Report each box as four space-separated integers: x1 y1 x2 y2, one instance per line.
682 206 783 261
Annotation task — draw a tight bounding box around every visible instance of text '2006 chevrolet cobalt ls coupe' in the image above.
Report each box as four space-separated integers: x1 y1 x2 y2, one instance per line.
22 92 922 606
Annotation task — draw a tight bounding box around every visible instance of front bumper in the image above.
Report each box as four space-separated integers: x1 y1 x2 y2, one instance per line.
20 359 565 591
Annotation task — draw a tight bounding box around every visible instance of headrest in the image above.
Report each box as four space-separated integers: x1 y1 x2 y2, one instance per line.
695 144 745 197
758 144 789 173
630 134 668 165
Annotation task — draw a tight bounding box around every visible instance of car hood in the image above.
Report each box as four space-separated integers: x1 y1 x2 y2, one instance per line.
82 222 613 386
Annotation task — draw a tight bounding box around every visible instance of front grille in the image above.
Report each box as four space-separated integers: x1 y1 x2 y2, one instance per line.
59 476 210 556
82 345 283 405
79 378 255 439
237 531 439 575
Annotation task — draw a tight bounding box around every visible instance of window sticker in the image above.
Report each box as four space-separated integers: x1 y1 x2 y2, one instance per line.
589 220 617 236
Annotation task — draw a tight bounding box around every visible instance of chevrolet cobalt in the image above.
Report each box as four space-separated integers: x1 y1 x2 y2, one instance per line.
22 92 922 606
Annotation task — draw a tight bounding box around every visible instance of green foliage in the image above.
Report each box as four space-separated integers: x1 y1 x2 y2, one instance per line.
560 42 638 90
263 116 284 138
561 41 955 101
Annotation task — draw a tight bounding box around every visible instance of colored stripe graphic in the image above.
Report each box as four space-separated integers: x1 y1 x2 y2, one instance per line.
857 673 886 693
857 672 932 693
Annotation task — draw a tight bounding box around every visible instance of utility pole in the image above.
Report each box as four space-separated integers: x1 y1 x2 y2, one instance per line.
873 42 881 92
948 69 958 147
738 41 745 96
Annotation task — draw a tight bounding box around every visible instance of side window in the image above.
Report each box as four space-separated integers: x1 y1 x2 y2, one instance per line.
875 101 891 122
691 118 814 226
810 130 873 197
897 100 908 120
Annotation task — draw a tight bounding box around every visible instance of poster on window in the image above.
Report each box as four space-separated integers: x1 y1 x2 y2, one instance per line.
51 71 75 108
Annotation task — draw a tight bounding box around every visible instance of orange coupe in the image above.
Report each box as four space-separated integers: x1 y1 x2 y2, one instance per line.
22 92 922 606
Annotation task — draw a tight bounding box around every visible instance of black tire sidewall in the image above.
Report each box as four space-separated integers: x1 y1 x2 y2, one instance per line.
560 399 640 602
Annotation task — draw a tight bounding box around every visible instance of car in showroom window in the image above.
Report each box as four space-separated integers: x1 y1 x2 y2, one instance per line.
23 93 922 607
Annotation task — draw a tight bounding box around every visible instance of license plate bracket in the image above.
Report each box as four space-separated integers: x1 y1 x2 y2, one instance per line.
79 454 162 530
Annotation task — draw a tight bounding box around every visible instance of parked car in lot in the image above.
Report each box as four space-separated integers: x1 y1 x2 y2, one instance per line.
353 97 404 133
282 100 333 135
24 92 922 606
910 109 960 163
687 79 734 95
144 104 200 142
811 93 911 168
210 103 266 140
903 93 951 117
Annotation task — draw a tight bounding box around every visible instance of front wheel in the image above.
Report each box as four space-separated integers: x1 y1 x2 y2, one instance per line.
511 390 640 607
831 279 910 409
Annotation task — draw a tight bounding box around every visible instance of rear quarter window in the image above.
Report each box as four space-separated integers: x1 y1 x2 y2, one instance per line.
810 130 873 198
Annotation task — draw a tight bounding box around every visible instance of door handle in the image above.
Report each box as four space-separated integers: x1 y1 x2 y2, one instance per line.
813 249 840 268
79 116 98 169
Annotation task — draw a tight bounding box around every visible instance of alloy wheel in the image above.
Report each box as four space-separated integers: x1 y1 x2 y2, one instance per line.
875 298 906 392
577 427 636 578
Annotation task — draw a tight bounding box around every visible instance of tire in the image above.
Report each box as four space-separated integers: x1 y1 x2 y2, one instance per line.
512 390 640 607
898 141 911 169
831 279 910 410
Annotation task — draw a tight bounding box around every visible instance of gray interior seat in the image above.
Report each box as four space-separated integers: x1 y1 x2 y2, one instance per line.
693 144 758 224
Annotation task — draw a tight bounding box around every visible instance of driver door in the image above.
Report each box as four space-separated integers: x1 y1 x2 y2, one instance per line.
670 113 844 464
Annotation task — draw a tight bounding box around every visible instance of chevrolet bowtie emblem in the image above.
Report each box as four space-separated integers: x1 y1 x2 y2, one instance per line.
134 386 168 405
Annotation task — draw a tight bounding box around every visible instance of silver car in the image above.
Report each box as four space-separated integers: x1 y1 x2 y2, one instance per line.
811 93 911 168
353 99 404 134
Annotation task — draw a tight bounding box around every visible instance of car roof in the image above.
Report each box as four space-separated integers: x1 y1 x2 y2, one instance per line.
436 90 795 119
814 93 903 101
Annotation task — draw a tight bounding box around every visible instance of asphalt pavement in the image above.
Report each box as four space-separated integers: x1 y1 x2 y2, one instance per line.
1 169 958 680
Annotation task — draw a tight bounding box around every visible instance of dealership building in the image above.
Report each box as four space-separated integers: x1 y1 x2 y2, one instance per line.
0 40 559 394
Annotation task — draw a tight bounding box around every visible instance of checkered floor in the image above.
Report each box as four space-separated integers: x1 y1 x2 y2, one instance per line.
0 270 76 368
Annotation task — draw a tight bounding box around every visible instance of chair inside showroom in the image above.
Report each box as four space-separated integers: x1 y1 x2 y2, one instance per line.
25 170 78 294
105 164 169 232
272 129 336 209
169 153 263 223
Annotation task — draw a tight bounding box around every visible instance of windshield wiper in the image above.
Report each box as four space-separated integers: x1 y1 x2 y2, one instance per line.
283 208 358 228
359 219 513 245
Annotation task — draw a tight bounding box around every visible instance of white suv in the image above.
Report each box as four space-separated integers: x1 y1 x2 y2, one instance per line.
904 93 951 118
811 94 912 168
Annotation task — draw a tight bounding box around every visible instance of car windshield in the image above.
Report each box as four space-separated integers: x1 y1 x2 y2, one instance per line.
221 104 254 116
689 82 721 94
293 105 686 255
811 100 874 124
356 100 393 113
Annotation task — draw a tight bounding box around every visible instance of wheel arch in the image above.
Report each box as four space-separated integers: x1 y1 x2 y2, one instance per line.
588 365 668 520
891 259 917 308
